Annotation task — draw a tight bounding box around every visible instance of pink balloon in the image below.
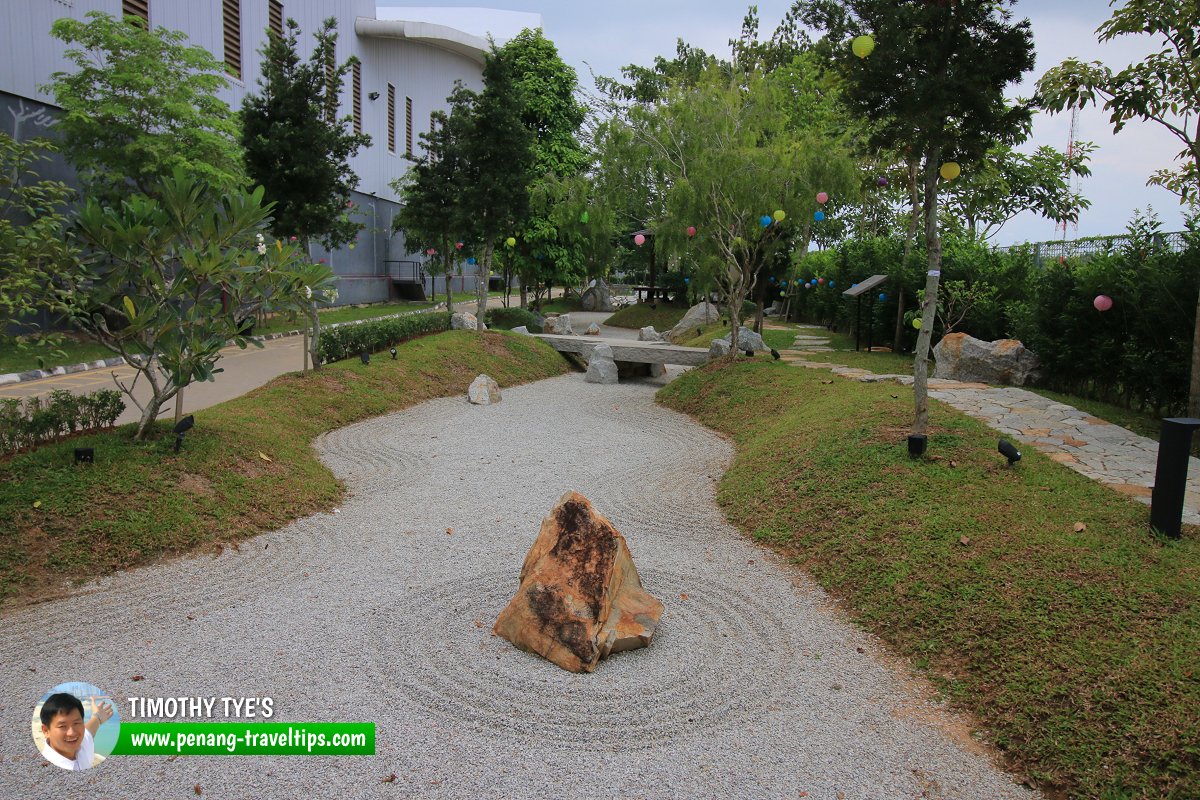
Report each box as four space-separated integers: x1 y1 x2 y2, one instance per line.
634 234 646 246
426 248 436 255
455 241 464 249
1094 294 1113 312
818 277 825 284
687 226 696 237
816 191 829 204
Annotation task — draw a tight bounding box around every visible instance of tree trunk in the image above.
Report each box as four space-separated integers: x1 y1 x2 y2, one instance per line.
307 302 321 370
520 282 528 308
893 289 906 353
476 239 492 332
904 158 920 261
174 386 185 425
648 244 658 302
912 148 944 438
1190 281 1200 417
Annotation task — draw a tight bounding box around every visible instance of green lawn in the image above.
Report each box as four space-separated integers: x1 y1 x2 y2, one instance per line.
0 330 570 606
0 338 116 375
604 301 690 331
658 361 1199 798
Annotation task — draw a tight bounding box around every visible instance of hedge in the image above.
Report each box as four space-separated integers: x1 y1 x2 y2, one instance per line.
485 307 540 331
317 311 452 364
0 389 125 455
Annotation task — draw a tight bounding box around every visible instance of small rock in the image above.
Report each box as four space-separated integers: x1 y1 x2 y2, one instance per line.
638 326 664 342
511 325 530 335
584 323 602 336
546 314 575 335
722 326 767 352
467 374 501 405
451 311 479 330
709 338 731 359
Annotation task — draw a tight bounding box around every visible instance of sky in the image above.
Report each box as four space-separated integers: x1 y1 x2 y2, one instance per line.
379 1 1194 247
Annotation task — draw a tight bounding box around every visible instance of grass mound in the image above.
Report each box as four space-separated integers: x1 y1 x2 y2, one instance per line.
657 359 1199 798
0 331 569 606
604 302 689 331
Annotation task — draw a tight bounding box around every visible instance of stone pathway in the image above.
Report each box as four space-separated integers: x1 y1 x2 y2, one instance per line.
776 324 1200 524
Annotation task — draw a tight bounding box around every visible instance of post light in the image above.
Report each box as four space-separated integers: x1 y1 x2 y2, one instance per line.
907 434 927 458
998 439 1021 466
74 447 94 464
173 415 195 454
1150 417 1200 539
389 347 397 360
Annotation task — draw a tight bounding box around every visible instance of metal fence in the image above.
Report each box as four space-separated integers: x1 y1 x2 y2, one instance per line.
997 231 1191 266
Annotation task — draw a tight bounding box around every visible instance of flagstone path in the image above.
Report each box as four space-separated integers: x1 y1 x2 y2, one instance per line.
775 324 1200 524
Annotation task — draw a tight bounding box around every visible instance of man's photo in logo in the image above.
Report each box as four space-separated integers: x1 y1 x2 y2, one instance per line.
31 682 120 771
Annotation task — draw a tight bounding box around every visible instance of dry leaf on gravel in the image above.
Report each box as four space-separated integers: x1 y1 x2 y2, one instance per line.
382 774 397 784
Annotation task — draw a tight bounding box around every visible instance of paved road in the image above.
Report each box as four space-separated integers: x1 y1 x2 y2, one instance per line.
0 296 526 427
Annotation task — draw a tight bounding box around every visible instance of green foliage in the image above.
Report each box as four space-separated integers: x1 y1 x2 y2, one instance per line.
46 11 244 200
317 311 452 363
0 389 124 455
0 133 78 346
241 17 371 249
66 170 327 439
483 307 538 331
1036 0 1200 202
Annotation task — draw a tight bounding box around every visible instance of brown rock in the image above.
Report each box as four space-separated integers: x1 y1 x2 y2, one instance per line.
493 491 663 673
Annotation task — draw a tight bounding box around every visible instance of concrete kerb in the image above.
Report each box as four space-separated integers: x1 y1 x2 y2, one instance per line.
0 306 448 386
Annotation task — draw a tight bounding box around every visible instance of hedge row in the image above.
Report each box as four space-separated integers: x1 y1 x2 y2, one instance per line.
316 311 452 364
0 389 125 455
787 215 1200 414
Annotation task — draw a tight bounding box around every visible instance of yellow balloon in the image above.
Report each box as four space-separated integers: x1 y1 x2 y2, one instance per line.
851 35 875 59
939 162 961 181
773 209 786 222
506 237 516 247
912 317 922 330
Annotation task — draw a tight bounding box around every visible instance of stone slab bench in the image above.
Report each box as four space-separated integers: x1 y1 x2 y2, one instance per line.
532 334 711 367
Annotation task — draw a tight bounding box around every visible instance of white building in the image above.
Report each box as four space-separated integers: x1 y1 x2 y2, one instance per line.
1 0 540 303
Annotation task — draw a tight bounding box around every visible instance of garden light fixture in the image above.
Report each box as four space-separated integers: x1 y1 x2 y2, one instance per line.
173 415 195 454
998 439 1021 466
360 350 370 365
74 447 94 464
390 347 397 359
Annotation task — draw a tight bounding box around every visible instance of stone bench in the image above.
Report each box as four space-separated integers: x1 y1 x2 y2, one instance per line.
532 334 711 367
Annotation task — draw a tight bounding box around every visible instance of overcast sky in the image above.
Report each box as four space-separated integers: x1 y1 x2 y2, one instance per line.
381 1 1194 246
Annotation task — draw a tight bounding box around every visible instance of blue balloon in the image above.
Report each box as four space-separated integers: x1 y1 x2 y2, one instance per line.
683 277 689 283
467 257 476 265
878 292 887 301
760 215 772 227
814 211 825 222
829 281 835 288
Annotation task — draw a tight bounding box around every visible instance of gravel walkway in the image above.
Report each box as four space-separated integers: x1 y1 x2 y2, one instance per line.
0 370 1034 799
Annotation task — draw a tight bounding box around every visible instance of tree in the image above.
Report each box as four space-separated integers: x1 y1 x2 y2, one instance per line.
941 142 1094 240
242 17 370 250
1036 0 1200 413
457 47 536 329
0 133 78 351
391 84 476 306
799 0 1035 446
501 29 588 305
242 16 371 367
46 12 243 201
65 170 329 440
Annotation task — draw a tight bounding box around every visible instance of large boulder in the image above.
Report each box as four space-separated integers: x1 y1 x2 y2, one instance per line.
451 311 479 331
666 301 720 343
546 314 575 335
467 374 501 405
722 326 767 352
493 491 664 673
585 343 619 384
580 280 614 313
933 332 1039 386
638 326 664 342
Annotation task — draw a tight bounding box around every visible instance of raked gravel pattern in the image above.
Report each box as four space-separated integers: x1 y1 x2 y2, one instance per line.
0 370 1035 800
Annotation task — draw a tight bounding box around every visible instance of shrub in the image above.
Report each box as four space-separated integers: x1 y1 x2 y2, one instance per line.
485 307 538 330
317 311 452 364
0 388 124 455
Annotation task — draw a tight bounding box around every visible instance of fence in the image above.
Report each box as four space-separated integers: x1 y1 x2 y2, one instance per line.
997 231 1189 266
